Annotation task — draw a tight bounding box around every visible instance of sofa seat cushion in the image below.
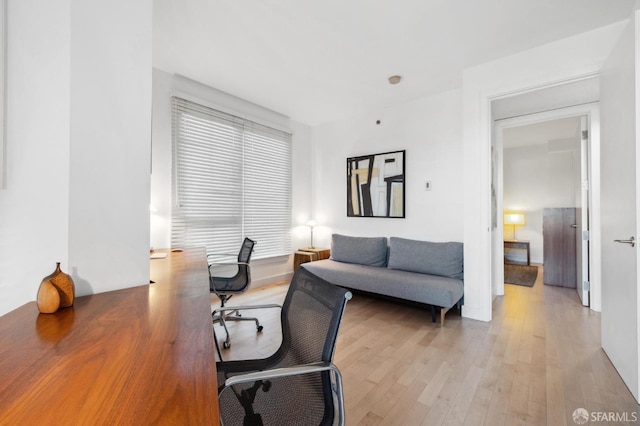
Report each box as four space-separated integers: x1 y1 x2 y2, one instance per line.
388 237 463 280
330 234 388 267
301 259 463 309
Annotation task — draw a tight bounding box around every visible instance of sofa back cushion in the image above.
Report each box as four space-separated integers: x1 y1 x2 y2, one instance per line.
388 237 463 280
330 234 388 267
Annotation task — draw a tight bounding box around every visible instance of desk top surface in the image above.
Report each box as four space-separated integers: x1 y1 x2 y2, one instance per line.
504 240 530 244
0 249 219 425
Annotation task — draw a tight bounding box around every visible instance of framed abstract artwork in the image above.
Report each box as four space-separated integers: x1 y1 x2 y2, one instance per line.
347 150 405 218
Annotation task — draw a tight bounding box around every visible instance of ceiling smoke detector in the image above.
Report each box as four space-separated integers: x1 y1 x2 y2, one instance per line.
388 75 402 85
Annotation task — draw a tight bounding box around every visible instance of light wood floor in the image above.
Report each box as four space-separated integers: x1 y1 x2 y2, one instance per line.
213 266 639 425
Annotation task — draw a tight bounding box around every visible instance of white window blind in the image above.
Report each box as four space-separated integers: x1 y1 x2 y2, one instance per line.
171 97 292 259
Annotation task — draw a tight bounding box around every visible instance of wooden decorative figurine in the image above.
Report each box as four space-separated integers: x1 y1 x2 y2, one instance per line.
37 280 60 314
37 262 75 314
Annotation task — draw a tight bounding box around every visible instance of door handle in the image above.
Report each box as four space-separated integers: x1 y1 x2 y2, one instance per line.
614 236 635 247
571 224 578 228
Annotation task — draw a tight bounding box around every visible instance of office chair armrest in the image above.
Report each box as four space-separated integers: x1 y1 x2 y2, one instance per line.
213 303 281 315
222 362 340 387
219 362 345 424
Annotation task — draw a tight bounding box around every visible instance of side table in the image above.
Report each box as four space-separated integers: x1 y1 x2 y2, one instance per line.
293 247 330 271
298 247 330 260
504 240 530 266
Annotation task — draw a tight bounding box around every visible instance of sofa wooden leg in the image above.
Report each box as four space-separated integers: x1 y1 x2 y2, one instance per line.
439 305 455 327
432 305 455 326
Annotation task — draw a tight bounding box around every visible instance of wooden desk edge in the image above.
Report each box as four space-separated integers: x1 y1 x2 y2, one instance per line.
0 248 219 425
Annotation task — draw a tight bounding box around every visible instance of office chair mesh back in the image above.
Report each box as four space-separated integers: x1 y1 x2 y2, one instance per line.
217 267 350 425
210 238 255 294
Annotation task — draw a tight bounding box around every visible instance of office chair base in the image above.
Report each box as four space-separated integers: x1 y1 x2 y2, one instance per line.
213 311 263 349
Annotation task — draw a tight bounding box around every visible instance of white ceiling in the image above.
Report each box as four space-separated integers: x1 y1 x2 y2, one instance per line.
153 0 635 126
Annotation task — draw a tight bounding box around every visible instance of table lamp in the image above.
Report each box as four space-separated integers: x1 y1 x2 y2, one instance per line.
504 211 525 240
306 220 317 248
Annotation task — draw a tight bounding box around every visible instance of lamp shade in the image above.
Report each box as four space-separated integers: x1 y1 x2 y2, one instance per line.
504 212 526 226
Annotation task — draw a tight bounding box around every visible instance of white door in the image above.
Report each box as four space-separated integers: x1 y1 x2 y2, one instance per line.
600 12 640 402
576 116 590 306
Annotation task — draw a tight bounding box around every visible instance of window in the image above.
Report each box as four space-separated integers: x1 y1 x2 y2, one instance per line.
171 97 292 259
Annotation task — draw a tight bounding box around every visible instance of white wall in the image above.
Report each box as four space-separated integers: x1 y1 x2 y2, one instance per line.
311 89 464 247
150 70 313 287
462 21 627 321
0 1 71 315
68 0 152 296
0 0 152 316
150 69 173 250
503 141 580 264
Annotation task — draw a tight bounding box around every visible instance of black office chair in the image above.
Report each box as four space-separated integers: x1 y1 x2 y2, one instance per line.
209 237 260 349
216 267 352 426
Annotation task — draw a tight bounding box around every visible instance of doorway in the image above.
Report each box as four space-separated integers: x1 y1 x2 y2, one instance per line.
491 103 601 312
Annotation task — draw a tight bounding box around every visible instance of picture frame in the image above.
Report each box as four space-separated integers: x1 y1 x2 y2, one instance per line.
347 149 405 218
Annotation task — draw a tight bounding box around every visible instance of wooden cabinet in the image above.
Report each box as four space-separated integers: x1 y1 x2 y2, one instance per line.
543 208 577 288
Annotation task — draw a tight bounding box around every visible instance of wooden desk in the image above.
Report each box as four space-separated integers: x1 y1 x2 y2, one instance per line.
0 249 219 425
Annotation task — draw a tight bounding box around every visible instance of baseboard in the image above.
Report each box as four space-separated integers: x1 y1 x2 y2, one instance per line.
252 272 293 288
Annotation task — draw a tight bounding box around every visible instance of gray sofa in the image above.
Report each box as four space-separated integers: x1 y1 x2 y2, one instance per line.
300 234 464 326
